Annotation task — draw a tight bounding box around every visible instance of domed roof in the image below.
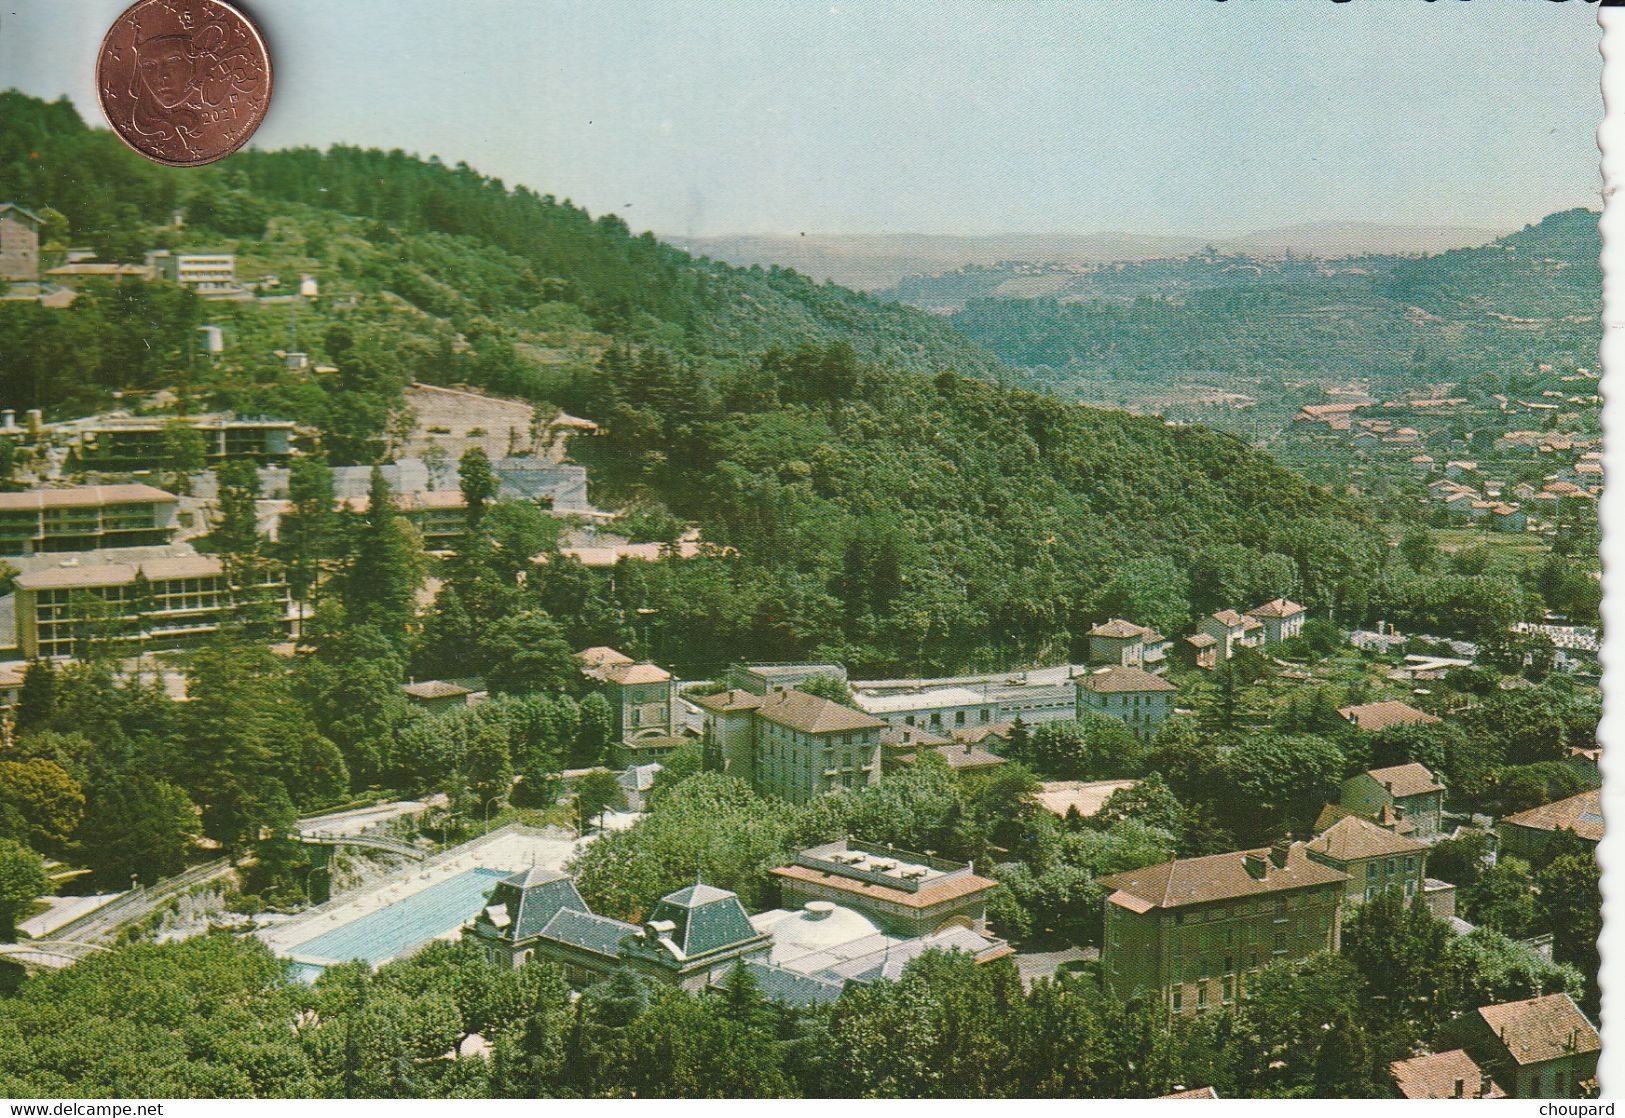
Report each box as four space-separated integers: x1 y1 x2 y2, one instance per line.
768 901 882 962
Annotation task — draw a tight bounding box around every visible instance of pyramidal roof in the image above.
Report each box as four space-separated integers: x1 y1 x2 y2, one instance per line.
1304 814 1428 862
482 868 588 942
504 865 570 889
648 882 762 958
662 882 737 907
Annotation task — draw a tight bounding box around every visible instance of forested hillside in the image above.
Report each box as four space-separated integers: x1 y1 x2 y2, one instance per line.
0 90 1003 424
888 210 1599 400
0 90 1361 676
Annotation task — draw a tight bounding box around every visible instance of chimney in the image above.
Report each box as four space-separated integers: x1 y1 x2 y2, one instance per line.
1 409 13 429
1480 1074 1493 1098
1453 1079 1464 1099
1384 780 1393 794
1269 839 1291 869
1243 853 1268 879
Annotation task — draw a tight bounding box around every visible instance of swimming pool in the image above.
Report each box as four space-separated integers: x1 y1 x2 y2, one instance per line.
286 866 508 975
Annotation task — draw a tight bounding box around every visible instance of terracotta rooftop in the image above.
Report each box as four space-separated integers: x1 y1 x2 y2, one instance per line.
1209 609 1248 628
691 687 765 714
770 862 998 910
951 722 1016 746
1098 843 1348 911
1357 761 1445 798
1248 597 1305 620
1389 1050 1505 1099
880 724 952 748
1157 1087 1219 1099
1088 618 1155 640
1183 633 1218 648
1079 665 1177 694
1500 788 1603 843
599 662 673 685
1477 993 1599 1067
0 484 177 511
576 646 633 669
1338 701 1441 733
15 555 224 591
1304 814 1428 862
756 690 885 735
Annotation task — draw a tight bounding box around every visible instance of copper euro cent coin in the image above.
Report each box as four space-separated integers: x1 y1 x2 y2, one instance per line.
96 0 272 167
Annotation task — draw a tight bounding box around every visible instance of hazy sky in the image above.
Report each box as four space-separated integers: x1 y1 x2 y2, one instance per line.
0 1 1601 238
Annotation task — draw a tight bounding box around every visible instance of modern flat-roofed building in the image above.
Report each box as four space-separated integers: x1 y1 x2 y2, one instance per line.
13 555 292 658
336 490 467 551
854 685 997 734
726 662 847 695
1097 841 1348 1018
983 677 1080 725
62 412 298 470
0 485 178 555
748 898 1011 987
146 250 239 295
770 838 1000 938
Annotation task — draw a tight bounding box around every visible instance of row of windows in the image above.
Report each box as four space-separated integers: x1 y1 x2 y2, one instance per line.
1364 880 1419 903
35 577 231 604
1363 855 1420 879
901 708 993 728
1168 919 1319 953
1171 894 1309 924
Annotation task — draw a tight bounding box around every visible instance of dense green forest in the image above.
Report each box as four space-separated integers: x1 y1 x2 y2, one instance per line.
0 863 1587 1098
0 90 1002 424
0 89 1374 676
892 210 1599 399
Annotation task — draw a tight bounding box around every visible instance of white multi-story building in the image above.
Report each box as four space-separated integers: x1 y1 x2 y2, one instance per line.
147 250 239 295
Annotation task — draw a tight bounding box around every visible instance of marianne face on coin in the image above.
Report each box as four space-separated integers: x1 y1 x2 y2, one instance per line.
97 0 272 167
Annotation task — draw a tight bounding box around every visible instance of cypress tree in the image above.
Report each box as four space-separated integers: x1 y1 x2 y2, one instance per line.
343 466 420 644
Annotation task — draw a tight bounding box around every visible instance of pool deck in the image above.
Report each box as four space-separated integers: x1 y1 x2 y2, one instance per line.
257 824 584 970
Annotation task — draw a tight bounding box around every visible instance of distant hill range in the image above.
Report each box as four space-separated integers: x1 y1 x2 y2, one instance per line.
927 208 1601 404
664 222 1500 292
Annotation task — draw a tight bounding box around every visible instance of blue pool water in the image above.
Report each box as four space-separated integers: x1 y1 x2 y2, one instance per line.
287 866 508 976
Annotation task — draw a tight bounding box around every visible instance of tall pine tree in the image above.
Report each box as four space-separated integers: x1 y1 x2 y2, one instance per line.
343 467 421 645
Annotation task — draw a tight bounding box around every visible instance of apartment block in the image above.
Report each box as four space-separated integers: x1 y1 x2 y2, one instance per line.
1098 841 1347 1018
13 555 292 658
0 485 178 556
